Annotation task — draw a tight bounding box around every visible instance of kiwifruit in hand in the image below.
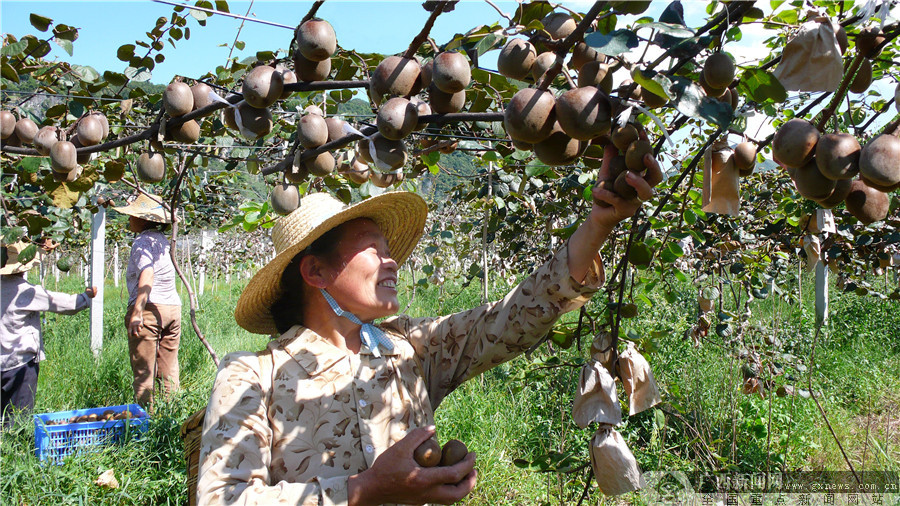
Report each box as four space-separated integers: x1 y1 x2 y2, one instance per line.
344 156 370 184
814 177 852 208
414 438 442 467
296 18 336 62
607 154 628 180
136 152 166 183
0 110 15 139
243 66 284 109
577 61 613 94
531 52 557 82
191 82 214 110
498 39 536 80
703 52 735 90
541 12 576 40
613 170 639 201
439 439 469 467
410 97 432 131
791 158 836 200
361 133 407 170
855 26 885 58
849 59 872 94
302 150 336 177
298 113 328 148
369 56 421 105
772 118 819 169
170 119 201 143
428 84 465 114
370 170 403 188
14 117 38 145
504 88 556 144
50 140 78 173
610 124 639 152
625 139 653 172
279 69 297 99
733 142 757 175
845 179 889 224
570 42 603 71
293 52 331 82
858 134 900 188
33 126 61 155
377 97 418 140
432 52 470 94
533 126 586 166
555 86 611 141
163 82 193 117
271 183 300 215
815 133 860 180
324 116 347 143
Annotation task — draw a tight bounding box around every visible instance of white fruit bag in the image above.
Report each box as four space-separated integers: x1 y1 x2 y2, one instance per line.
774 18 843 92
618 342 662 416
589 425 646 495
572 360 622 428
702 138 740 216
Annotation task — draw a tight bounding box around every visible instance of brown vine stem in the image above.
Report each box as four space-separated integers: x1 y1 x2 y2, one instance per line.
755 91 831 153
807 324 859 485
300 0 325 24
536 1 607 91
815 54 864 131
168 152 220 367
882 116 900 136
403 1 451 60
858 98 895 133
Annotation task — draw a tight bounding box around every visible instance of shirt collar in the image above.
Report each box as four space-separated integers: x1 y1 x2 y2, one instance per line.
279 324 400 376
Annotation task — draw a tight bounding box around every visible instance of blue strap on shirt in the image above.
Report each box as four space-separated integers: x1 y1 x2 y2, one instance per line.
319 289 394 358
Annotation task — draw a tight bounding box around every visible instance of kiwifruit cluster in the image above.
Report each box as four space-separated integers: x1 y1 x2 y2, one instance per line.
45 410 134 426
699 51 739 111
293 18 336 82
414 438 469 468
772 117 897 223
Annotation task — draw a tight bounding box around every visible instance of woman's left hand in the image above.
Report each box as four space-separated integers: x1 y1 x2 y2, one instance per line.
589 141 664 229
127 314 144 338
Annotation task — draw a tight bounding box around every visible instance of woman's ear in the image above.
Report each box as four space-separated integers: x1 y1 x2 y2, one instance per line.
299 255 332 289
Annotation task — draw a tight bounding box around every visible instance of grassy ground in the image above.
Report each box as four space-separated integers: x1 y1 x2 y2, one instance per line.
1 268 898 505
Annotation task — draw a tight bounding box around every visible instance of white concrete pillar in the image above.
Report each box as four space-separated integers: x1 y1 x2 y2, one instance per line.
90 207 106 357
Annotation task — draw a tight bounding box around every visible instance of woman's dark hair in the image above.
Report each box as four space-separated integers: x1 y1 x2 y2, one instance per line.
270 223 347 334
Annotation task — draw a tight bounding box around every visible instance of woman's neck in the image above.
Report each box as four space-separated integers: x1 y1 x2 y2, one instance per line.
303 293 363 354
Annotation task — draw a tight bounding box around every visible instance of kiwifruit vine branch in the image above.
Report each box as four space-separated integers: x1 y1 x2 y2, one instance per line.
403 1 453 60
536 1 607 91
815 54 864 131
300 0 325 24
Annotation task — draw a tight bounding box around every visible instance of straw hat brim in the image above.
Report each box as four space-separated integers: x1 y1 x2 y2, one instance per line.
234 191 428 334
0 252 38 275
112 194 173 224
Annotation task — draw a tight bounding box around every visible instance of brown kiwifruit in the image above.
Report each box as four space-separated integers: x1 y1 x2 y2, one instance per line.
303 150 336 177
232 104 273 140
286 156 309 183
377 97 418 140
815 177 852 208
50 141 78 173
420 59 433 88
577 61 613 94
70 135 93 164
504 88 556 144
531 52 557 82
136 152 165 183
625 139 653 172
717 88 734 110
370 170 403 188
344 156 370 184
570 42 603 71
555 86 611 141
734 142 757 175
428 84 465 114
298 113 328 148
33 126 60 155
296 18 336 62
431 51 470 94
541 12 576 40
849 59 872 94
324 117 347 143
13 117 38 145
616 80 641 101
610 124 639 152
369 56 421 106
0 110 15 139
93 112 109 139
304 104 324 117
834 24 848 55
163 82 193 117
271 183 300 215
361 133 407 171
439 439 469 467
279 69 297 99
410 96 432 131
170 119 200 143
772 118 819 169
858 134 900 188
845 179 889 224
293 52 331 82
511 138 533 151
703 52 735 90
815 133 860 180
533 125 586 166
608 154 628 180
414 438 441 467
52 165 81 182
191 82 214 110
497 38 536 79
698 70 726 98
640 86 667 109
613 170 639 201
242 65 284 109
856 26 885 58
75 116 103 146
791 158 836 200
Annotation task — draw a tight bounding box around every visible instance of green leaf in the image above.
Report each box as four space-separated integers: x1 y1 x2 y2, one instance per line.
1 40 28 57
214 0 230 13
738 68 787 104
684 208 697 225
525 160 550 177
68 100 84 118
1 59 19 83
124 66 152 82
473 32 502 56
190 8 208 22
30 13 53 32
71 64 99 82
628 242 653 267
584 29 639 57
235 40 245 51
670 76 733 127
54 38 73 56
45 103 66 118
2 226 26 244
18 157 45 174
117 44 135 62
17 244 38 264
256 50 275 61
631 68 672 100
640 22 694 38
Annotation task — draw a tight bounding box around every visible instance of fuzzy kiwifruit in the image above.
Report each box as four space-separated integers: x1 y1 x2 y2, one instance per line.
531 52 557 82
577 61 613 94
428 84 466 114
14 117 38 145
856 26 885 58
814 177 852 208
414 439 441 467
324 117 347 143
504 88 556 144
74 115 103 146
226 103 273 140
163 82 193 117
410 97 432 131
533 125 586 166
698 70 726 98
360 133 407 171
0 110 15 139
343 156 370 184
170 119 200 143
610 124 639 152
298 113 328 148
33 126 60 155
242 66 284 109
369 56 421 105
733 142 757 175
293 52 331 82
570 42 603 72
555 86 611 141
849 59 873 94
858 134 900 189
703 52 735 90
377 97 418 140
541 12 576 40
640 86 667 109
815 133 860 180
772 118 819 169
834 24 848 55
439 439 469 467
303 150 336 177
845 179 889 224
625 139 653 172
791 158 836 200
191 82 214 110
432 52 470 94
50 141 78 173
613 169 639 201
136 152 165 183
369 170 403 188
70 135 93 164
296 18 336 62
279 69 297 99
51 164 82 182
271 183 300 215
420 59 433 88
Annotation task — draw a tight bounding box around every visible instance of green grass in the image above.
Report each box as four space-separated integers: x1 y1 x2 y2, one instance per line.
2 269 898 505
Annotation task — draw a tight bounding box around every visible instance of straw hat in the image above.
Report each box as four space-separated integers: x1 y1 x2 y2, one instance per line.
0 241 40 275
112 193 173 223
234 191 428 334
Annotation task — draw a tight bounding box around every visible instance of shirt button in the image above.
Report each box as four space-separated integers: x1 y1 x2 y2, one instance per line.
358 399 367 407
365 444 374 454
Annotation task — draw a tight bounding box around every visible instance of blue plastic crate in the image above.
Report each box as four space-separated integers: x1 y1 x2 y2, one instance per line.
33 403 149 463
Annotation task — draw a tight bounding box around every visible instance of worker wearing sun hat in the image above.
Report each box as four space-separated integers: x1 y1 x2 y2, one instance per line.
112 193 182 409
198 148 662 506
1 241 96 428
